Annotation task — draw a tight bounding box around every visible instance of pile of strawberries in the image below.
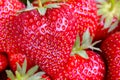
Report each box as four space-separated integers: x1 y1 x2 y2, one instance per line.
0 0 120 80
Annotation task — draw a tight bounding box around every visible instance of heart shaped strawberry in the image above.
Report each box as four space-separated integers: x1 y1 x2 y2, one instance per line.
6 0 100 79
7 0 79 78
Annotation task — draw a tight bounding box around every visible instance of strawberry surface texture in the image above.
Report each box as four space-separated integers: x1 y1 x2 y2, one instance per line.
6 0 100 79
101 32 120 80
0 0 120 80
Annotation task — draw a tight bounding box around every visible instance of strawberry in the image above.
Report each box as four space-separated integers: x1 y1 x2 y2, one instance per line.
94 0 120 41
7 0 100 78
8 53 35 72
55 29 105 79
6 59 48 80
0 52 8 72
101 31 120 80
0 0 25 52
42 74 51 80
57 50 105 79
7 0 80 78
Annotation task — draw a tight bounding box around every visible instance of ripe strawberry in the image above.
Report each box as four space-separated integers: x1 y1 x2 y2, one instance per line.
7 0 100 78
101 31 120 80
8 53 35 72
7 0 80 78
6 59 48 80
0 0 25 52
94 0 120 41
57 50 105 79
0 52 8 72
55 29 105 79
42 74 51 80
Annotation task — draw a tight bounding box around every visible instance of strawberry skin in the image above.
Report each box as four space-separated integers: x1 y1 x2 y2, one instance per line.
101 31 120 80
0 52 8 72
8 7 78 78
94 18 120 41
8 53 35 72
6 0 99 79
7 0 82 78
78 0 98 39
0 0 25 52
56 50 105 79
0 0 24 25
42 74 51 80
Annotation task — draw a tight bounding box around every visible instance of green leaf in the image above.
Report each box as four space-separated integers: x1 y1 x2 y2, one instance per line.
81 29 92 49
26 65 39 77
21 59 27 76
18 0 36 13
44 3 61 8
37 7 47 16
27 0 33 8
27 72 45 80
74 33 80 48
6 58 45 80
89 40 102 52
6 70 15 80
96 0 106 3
97 7 106 16
15 71 21 80
91 40 102 47
77 50 89 59
20 0 34 5
108 20 119 32
104 15 113 29
16 63 22 75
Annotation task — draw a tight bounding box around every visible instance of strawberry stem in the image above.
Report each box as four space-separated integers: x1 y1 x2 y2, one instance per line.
38 0 42 7
109 0 115 11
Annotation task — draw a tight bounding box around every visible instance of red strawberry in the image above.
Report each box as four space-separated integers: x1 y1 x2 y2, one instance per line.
57 51 105 79
41 74 51 80
6 59 48 80
101 31 120 80
55 29 105 79
0 52 8 72
94 0 120 41
8 53 35 72
7 0 80 78
7 0 100 78
0 0 25 52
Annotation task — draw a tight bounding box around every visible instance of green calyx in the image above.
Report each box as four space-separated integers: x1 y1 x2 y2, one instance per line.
19 0 63 15
71 29 101 59
6 59 45 80
97 0 120 32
